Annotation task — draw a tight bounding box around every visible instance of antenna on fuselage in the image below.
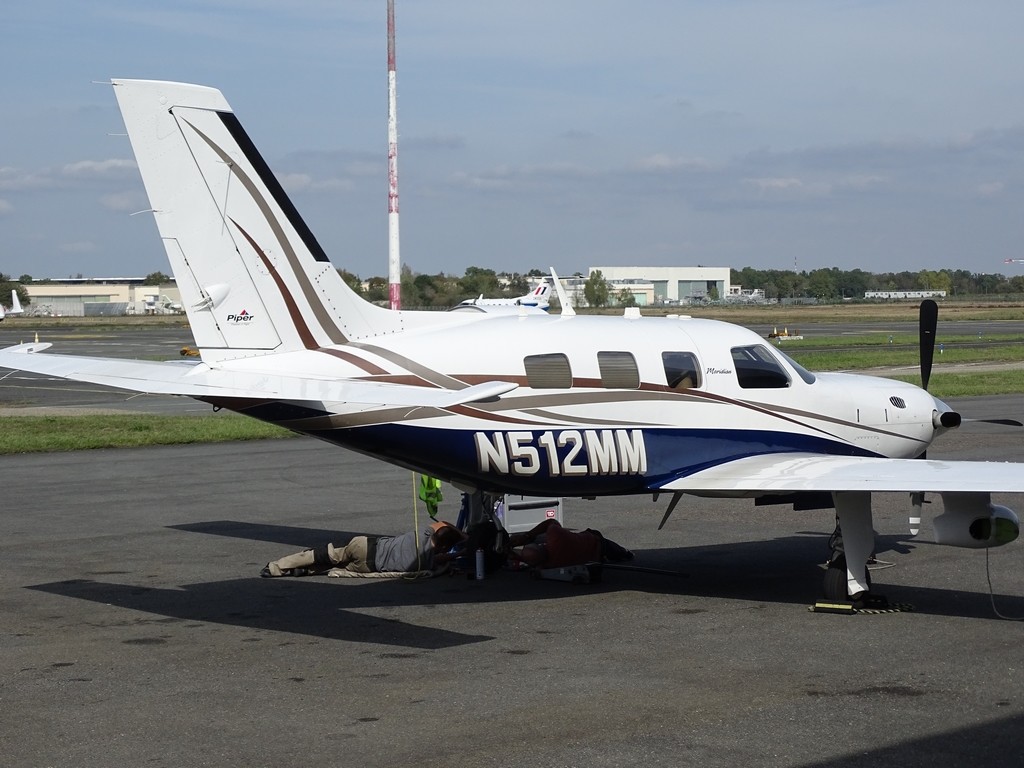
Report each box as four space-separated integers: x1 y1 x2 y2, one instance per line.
549 267 575 317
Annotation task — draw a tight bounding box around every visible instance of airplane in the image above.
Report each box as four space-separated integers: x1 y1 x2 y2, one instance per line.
0 290 25 321
456 281 551 311
2 79 1023 606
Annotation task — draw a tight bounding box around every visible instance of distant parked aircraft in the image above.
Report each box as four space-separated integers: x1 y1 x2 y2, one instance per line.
457 282 551 311
0 290 24 321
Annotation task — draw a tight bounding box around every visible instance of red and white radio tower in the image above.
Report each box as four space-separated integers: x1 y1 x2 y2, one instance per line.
386 0 401 310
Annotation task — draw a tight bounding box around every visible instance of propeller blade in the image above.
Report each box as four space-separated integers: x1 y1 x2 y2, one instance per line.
966 418 1024 427
919 299 938 391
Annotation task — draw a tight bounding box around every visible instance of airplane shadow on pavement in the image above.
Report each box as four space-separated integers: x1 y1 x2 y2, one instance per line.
25 521 1023 651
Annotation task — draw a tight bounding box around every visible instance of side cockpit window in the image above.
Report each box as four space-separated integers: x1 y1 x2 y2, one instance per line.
662 351 701 390
730 345 790 389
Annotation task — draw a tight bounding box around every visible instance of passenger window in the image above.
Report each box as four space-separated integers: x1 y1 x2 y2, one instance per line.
662 351 701 390
598 351 640 389
730 345 790 389
524 353 572 389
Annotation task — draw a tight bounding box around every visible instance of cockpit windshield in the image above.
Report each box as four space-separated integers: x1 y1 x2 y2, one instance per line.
774 348 816 384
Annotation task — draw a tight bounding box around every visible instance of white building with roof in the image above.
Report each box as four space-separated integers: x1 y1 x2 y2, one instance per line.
586 266 732 305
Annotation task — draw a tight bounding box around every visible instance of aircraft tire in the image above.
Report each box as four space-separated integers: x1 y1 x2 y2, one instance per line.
822 553 871 601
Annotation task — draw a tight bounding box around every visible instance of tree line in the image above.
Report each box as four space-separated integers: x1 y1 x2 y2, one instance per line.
6 265 1024 312
730 266 1024 301
339 266 537 308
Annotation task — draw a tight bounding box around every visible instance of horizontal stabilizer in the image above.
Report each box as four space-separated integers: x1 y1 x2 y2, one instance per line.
0 345 517 407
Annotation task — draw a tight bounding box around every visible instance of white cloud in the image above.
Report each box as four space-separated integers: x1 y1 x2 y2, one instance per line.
449 170 512 190
406 134 466 151
344 160 380 178
835 174 888 190
61 159 137 179
743 177 803 191
635 154 712 172
0 166 53 191
310 178 356 192
58 241 98 254
278 173 313 192
99 191 146 212
975 181 1005 198
278 173 355 193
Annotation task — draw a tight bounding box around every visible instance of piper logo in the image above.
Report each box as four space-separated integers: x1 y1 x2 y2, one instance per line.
226 310 255 324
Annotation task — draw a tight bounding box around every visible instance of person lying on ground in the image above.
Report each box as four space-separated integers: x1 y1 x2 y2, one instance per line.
511 519 633 569
260 520 466 577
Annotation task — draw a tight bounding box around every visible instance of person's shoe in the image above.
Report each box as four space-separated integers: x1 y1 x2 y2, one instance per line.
261 562 313 577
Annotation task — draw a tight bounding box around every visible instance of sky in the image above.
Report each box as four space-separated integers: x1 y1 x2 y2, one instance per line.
2 1 1024 281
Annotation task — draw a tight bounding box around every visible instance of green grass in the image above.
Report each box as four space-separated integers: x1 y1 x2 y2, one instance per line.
786 343 1024 371
0 413 294 455
776 333 1024 349
889 371 1024 398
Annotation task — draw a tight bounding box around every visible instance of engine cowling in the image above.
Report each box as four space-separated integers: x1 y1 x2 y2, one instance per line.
933 493 1020 549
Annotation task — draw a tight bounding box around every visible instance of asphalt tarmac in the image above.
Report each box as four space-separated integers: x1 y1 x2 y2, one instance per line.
2 324 1024 767
0 325 204 415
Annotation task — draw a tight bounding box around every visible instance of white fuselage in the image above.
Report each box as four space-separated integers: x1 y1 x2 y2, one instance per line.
209 313 945 495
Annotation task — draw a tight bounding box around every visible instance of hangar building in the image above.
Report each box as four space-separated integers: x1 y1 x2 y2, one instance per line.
22 278 183 317
571 266 732 306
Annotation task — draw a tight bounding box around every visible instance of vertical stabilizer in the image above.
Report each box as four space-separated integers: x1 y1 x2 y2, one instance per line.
111 79 403 362
10 290 23 315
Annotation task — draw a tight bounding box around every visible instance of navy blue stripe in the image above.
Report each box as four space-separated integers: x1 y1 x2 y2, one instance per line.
289 424 882 497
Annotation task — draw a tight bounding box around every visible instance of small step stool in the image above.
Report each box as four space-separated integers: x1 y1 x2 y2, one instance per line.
535 563 602 584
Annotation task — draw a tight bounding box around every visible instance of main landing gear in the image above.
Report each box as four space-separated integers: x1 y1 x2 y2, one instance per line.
822 491 887 609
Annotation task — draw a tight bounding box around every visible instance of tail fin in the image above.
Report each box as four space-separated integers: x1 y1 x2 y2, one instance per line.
10 290 23 314
531 283 551 303
112 79 402 362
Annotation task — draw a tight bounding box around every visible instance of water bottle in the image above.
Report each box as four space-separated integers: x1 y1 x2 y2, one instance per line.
475 548 485 580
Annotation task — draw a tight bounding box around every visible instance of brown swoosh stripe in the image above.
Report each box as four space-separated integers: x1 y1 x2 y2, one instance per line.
444 404 553 425
233 221 318 349
180 116 347 345
317 347 390 376
350 342 464 389
739 399 927 445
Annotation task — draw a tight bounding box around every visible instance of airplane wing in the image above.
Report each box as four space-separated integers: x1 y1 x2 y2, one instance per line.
656 452 1024 495
0 344 517 408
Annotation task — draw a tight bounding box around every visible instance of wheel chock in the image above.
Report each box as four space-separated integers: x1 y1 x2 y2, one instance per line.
810 601 857 615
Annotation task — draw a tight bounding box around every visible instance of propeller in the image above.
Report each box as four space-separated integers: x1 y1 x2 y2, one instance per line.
910 300 1021 535
918 297 1021 425
910 299 939 536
